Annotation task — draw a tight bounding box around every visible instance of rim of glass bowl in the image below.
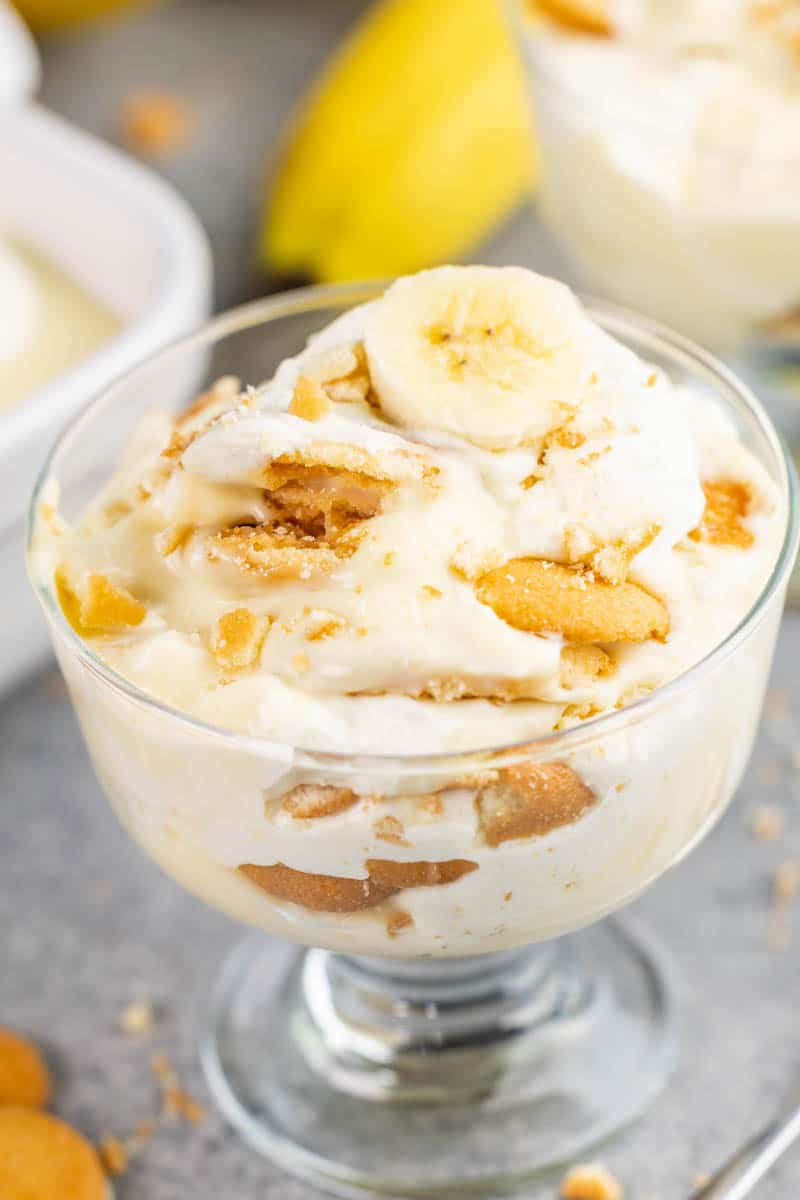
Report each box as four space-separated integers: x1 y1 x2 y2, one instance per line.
26 281 799 775
512 4 800 166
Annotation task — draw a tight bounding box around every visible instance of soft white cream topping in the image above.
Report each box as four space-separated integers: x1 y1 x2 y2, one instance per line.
182 410 428 486
36 267 782 754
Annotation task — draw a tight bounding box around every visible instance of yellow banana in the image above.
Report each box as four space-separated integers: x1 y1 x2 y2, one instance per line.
11 0 155 32
263 0 536 283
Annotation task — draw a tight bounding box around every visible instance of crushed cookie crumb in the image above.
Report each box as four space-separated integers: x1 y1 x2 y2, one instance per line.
120 1000 155 1036
421 585 442 599
210 608 269 671
769 861 800 950
151 1054 206 1124
170 1090 205 1124
155 524 193 558
750 805 784 842
537 423 585 469
56 567 146 636
98 1135 129 1176
374 815 409 845
98 1114 155 1178
282 784 359 820
290 375 333 421
560 644 614 689
773 860 800 902
120 89 194 157
291 652 310 674
386 910 414 938
690 479 754 549
560 1163 623 1200
151 1052 171 1080
38 500 66 536
384 551 396 567
175 375 241 432
504 891 512 901
305 610 346 641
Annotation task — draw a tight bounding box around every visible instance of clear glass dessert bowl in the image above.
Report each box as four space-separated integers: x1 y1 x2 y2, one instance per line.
27 284 798 1197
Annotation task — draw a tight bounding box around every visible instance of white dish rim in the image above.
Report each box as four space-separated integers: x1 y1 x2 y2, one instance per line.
0 1 40 107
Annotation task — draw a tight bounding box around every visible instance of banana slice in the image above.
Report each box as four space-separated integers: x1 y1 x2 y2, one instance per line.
534 0 612 37
365 266 591 449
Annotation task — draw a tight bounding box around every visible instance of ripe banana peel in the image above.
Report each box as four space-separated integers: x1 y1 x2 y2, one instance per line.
11 0 154 32
263 0 536 283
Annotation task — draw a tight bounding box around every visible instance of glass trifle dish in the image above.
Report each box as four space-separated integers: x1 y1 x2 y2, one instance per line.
514 1 800 434
28 267 798 1196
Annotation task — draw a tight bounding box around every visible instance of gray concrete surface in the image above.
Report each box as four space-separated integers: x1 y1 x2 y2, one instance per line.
1 1 799 1195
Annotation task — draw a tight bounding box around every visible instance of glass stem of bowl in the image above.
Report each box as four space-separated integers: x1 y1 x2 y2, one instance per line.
292 940 594 1105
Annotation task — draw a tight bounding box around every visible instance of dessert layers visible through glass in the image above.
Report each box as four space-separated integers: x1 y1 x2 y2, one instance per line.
31 268 788 957
28 272 797 1194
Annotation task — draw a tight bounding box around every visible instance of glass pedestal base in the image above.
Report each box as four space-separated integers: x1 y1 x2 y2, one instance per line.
200 921 680 1198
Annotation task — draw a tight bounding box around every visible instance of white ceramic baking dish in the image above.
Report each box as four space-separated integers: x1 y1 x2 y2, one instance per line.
0 12 211 694
0 1 39 105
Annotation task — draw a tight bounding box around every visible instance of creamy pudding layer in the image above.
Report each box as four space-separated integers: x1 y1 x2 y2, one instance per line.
524 0 800 347
0 234 119 411
35 266 784 954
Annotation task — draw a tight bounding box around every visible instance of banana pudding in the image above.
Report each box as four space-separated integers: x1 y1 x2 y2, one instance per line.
519 0 800 349
0 234 119 411
31 267 787 955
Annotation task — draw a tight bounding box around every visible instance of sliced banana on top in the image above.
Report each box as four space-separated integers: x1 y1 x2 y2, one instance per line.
534 0 612 37
365 266 592 450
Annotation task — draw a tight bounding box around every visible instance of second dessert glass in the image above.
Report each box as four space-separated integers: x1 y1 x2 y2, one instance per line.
28 284 798 1197
511 1 800 508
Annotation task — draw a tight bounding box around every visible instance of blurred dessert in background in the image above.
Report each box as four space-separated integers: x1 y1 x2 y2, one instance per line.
32 266 784 956
519 0 800 349
0 234 119 412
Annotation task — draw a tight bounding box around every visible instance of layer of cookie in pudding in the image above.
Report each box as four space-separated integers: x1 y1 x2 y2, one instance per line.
33 266 785 954
521 0 800 348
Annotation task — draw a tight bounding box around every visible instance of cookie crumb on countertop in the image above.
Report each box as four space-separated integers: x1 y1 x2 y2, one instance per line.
120 90 194 157
151 1053 206 1124
98 1134 129 1176
119 999 156 1036
773 860 800 902
768 860 800 950
560 1162 623 1199
750 805 784 842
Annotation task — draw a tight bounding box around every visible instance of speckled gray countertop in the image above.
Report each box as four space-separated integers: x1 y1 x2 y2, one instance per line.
2 2 800 1196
